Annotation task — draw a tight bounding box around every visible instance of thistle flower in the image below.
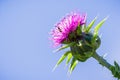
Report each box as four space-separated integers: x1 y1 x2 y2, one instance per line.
51 12 86 47
50 11 120 79
51 11 113 75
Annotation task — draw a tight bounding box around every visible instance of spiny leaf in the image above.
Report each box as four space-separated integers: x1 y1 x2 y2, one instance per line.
112 67 116 77
66 53 72 65
114 61 120 71
53 51 71 71
56 51 71 66
69 58 78 74
94 17 108 37
86 16 97 33
53 42 75 52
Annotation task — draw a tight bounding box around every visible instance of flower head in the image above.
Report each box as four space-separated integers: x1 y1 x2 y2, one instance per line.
51 12 87 46
51 12 107 74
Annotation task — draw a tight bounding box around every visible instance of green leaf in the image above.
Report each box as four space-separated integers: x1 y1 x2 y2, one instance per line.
56 51 71 65
54 42 75 52
66 53 72 65
112 67 116 77
114 61 120 71
69 58 78 74
53 51 71 71
86 17 97 33
111 66 116 75
93 17 108 37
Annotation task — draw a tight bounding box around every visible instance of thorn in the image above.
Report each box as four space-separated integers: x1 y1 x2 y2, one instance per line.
69 67 73 75
67 65 72 76
94 16 98 20
103 16 109 21
67 70 71 78
102 53 108 58
53 49 59 53
52 65 57 72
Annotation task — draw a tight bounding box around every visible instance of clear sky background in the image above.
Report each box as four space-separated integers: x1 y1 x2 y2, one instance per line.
0 0 120 80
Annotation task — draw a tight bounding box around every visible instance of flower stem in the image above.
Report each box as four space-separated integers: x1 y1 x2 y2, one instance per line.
92 52 113 71
92 52 120 79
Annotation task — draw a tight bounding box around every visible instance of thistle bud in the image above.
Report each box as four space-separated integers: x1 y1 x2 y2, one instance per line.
70 32 101 62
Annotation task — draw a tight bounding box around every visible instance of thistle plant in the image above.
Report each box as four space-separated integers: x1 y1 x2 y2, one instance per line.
50 11 120 79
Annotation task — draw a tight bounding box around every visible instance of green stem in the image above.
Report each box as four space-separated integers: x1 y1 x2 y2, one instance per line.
92 52 120 79
92 52 113 71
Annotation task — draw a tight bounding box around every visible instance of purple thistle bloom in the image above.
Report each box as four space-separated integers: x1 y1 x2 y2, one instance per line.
51 12 87 47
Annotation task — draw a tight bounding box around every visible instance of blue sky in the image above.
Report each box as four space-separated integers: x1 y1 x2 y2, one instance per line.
0 0 120 80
